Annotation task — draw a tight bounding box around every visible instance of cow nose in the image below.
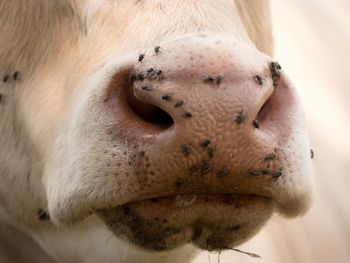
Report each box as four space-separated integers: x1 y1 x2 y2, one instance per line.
106 39 298 201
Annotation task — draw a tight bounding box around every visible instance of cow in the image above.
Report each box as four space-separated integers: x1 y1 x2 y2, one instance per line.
0 1 314 262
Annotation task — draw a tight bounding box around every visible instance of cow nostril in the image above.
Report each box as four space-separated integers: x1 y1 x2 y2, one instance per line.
257 95 273 124
127 86 174 127
255 78 294 134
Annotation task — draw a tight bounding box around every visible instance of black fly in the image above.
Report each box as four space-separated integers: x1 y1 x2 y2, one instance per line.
235 111 246 125
253 75 263 86
154 46 161 54
138 53 145 62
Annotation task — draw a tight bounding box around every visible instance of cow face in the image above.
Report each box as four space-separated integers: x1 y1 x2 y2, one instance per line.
0 0 314 260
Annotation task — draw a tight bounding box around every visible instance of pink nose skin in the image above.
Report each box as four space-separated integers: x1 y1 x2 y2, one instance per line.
107 38 295 199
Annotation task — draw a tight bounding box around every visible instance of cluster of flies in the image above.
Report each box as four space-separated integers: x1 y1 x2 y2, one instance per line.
131 45 193 118
181 138 282 183
178 138 228 187
248 153 283 181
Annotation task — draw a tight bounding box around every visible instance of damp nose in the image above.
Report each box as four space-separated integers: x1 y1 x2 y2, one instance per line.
105 39 300 197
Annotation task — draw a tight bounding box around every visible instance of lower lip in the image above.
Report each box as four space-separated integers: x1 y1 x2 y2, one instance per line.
101 194 273 251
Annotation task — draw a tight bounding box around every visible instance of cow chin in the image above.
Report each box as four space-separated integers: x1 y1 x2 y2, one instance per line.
99 194 273 251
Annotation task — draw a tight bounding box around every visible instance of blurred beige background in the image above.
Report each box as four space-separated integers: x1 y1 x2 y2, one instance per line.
195 0 350 262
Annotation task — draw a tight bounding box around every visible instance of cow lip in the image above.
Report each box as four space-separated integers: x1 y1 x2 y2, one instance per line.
99 193 274 251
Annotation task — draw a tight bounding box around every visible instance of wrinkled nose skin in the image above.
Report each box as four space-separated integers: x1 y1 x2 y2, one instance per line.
48 36 313 251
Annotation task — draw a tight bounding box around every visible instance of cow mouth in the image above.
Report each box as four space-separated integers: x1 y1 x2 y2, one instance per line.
99 194 273 251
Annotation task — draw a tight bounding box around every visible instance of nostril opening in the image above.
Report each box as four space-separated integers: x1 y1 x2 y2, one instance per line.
255 78 294 135
127 86 174 127
257 95 273 124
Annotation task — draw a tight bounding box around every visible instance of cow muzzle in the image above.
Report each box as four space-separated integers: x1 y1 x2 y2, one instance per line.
47 35 314 251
